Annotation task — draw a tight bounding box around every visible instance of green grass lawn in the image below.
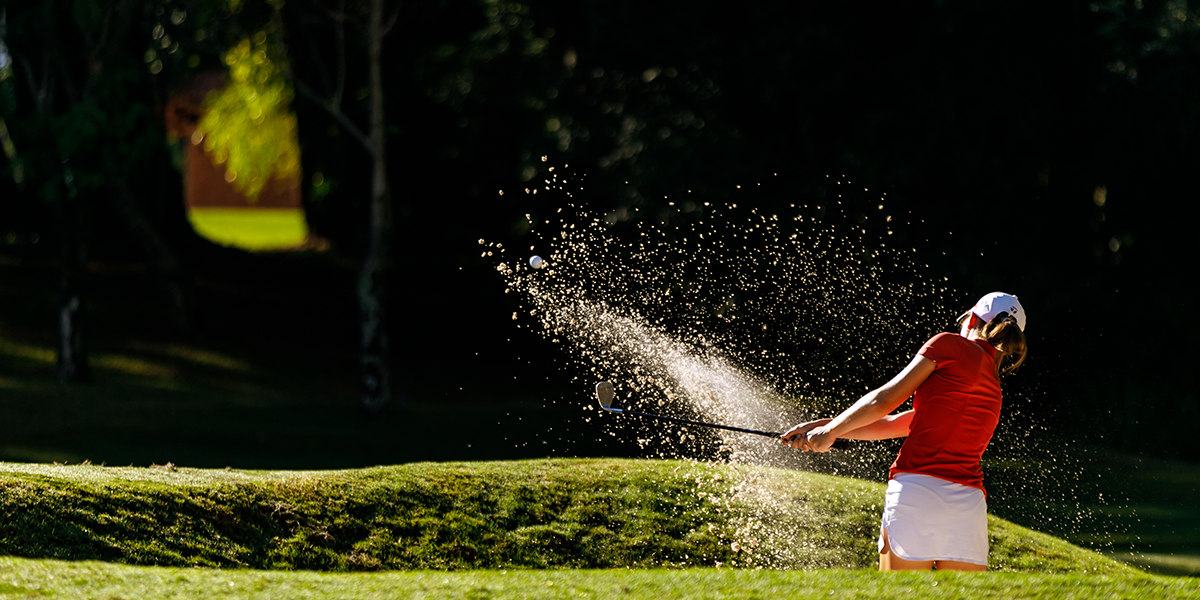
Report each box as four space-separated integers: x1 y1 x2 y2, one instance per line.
0 560 1195 599
0 458 1192 598
0 458 1139 574
186 208 309 251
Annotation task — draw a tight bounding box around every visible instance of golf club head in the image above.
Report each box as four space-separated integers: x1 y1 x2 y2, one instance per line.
595 381 621 412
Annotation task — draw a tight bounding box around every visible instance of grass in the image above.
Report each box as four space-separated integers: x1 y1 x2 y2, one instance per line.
0 560 1195 599
0 458 1136 574
0 457 1187 599
1111 552 1200 577
0 458 732 570
0 334 622 470
980 443 1200 576
186 208 309 251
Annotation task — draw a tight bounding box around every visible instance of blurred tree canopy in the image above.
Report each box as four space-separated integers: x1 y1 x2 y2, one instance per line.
198 34 300 200
0 0 1197 455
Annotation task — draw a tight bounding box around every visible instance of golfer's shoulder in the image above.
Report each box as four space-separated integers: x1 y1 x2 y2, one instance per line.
926 332 961 344
917 332 971 364
921 332 965 351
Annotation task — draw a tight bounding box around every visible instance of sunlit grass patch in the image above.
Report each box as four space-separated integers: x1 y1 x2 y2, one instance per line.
0 337 256 393
163 344 253 372
0 339 177 379
0 560 1193 600
0 377 34 390
187 207 308 251
125 342 255 373
92 355 178 379
0 339 54 364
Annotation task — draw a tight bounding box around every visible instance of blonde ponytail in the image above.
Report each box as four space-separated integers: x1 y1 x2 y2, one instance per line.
980 311 1027 374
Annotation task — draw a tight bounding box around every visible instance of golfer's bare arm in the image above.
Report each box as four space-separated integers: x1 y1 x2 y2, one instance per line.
781 355 934 450
839 409 913 440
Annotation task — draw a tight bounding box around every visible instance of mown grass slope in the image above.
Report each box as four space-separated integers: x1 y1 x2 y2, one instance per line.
0 559 1196 600
0 458 1134 574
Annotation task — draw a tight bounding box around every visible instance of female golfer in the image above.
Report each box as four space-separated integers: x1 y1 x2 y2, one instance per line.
781 292 1027 571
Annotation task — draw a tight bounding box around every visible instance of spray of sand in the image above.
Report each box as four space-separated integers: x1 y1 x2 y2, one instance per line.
483 167 1135 567
490 176 956 463
481 171 979 566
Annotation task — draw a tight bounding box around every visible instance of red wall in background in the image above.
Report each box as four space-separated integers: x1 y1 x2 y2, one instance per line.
164 74 301 210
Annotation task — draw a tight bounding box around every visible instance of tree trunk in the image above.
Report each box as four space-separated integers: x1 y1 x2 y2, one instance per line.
56 178 90 383
110 181 196 330
358 0 392 413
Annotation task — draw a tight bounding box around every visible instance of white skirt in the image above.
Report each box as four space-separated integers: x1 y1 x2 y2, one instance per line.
877 472 989 566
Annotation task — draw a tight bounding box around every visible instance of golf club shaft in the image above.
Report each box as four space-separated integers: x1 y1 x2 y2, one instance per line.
609 407 851 450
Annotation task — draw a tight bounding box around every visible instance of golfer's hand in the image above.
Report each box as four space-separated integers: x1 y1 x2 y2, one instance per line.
805 425 838 453
780 419 831 450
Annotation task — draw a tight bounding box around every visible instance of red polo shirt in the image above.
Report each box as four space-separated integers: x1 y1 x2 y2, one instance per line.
889 332 1002 493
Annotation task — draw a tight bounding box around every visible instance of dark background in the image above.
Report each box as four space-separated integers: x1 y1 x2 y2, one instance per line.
0 0 1197 462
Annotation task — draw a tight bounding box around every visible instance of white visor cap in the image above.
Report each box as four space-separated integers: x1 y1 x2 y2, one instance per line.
960 292 1026 332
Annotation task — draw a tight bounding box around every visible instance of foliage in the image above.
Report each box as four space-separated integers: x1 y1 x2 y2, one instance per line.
406 0 730 198
144 0 280 80
197 31 300 201
0 15 23 187
0 1 163 203
0 458 1136 573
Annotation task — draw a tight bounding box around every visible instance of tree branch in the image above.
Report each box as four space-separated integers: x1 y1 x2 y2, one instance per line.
83 0 136 102
381 0 403 37
19 55 53 113
109 179 195 329
295 13 334 95
92 0 116 59
303 0 364 32
333 0 346 108
292 76 374 155
54 54 80 105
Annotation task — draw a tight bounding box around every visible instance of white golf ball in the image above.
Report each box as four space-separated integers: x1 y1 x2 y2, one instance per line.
529 255 546 269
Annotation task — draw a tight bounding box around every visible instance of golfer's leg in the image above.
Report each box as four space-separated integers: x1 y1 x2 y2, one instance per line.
933 560 986 572
878 528 934 571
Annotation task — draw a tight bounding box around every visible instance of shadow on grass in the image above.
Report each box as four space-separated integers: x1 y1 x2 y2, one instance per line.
0 335 637 470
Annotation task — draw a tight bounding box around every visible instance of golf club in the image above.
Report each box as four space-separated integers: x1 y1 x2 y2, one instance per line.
594 381 851 450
